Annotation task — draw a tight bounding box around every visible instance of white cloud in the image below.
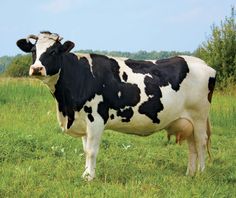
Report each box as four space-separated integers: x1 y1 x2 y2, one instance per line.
41 0 79 13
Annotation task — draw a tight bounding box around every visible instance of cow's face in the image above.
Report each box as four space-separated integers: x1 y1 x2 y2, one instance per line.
16 32 74 76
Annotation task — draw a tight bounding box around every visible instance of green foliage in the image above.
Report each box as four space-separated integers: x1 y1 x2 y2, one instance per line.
0 56 13 73
0 78 235 197
4 55 32 77
195 7 236 87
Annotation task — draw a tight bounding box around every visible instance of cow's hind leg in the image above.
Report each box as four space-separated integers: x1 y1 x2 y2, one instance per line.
82 121 104 181
186 133 197 176
193 119 208 173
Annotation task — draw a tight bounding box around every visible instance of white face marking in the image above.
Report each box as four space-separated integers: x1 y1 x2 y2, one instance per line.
30 33 59 75
35 34 56 64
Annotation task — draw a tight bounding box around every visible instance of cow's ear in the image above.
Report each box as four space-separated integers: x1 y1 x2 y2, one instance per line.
16 39 34 53
61 41 75 53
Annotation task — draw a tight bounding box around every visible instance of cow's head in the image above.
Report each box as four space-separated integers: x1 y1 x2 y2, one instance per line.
16 31 74 76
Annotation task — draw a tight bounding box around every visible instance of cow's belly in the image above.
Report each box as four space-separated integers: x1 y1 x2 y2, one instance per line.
106 116 159 136
105 109 191 136
105 111 176 136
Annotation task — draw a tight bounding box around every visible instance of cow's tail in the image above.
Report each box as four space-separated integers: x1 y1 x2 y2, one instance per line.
206 117 212 160
206 72 216 160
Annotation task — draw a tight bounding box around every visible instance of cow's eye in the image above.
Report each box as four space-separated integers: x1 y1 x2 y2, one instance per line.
31 46 36 52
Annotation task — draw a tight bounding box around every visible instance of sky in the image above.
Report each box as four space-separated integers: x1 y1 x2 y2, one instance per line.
0 0 235 57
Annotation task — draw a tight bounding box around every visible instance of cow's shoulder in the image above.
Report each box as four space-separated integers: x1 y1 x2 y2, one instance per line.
53 53 100 125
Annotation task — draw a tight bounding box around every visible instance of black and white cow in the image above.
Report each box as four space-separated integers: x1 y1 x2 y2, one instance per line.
17 31 216 181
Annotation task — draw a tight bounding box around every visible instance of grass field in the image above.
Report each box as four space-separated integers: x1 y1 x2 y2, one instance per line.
0 78 235 198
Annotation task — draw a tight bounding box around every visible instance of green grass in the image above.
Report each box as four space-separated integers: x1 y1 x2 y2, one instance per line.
0 77 235 197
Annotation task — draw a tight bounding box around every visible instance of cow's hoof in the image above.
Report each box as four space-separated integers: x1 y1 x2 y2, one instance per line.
82 170 95 181
198 165 205 173
186 167 196 177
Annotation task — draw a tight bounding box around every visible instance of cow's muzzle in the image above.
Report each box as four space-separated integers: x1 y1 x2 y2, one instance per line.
29 65 46 76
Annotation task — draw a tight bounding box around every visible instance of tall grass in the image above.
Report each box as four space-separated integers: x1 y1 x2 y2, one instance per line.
0 78 235 197
211 92 236 131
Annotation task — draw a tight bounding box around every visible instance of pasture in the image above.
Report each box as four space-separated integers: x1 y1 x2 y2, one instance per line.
0 77 235 197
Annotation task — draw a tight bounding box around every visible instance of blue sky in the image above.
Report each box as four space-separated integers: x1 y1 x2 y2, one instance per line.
0 0 235 56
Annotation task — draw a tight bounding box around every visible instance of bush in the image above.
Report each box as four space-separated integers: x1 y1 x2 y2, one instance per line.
195 7 236 87
5 55 32 77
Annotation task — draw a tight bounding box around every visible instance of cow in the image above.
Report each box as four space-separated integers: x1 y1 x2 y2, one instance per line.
16 31 216 181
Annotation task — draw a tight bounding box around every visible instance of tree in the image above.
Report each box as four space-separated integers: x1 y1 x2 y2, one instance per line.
195 7 236 86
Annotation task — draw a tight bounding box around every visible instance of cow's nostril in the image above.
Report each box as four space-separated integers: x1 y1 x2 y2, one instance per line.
31 66 44 76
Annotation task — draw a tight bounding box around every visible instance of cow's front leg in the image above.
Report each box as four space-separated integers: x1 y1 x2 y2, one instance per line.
82 121 104 181
81 136 89 169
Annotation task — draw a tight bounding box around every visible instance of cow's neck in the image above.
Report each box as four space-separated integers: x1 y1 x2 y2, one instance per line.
50 67 75 124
